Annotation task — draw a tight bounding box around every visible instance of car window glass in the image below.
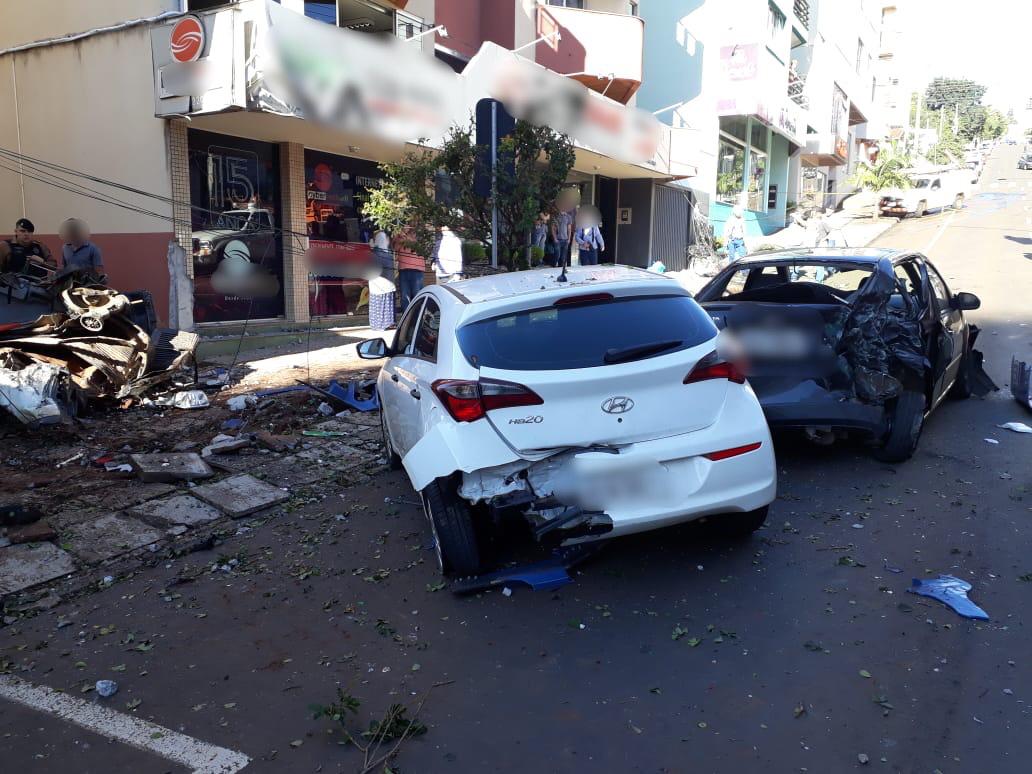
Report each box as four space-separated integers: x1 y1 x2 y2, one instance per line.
393 299 423 355
893 262 918 295
412 298 441 360
925 264 951 310
721 268 751 297
931 179 941 190
456 294 716 371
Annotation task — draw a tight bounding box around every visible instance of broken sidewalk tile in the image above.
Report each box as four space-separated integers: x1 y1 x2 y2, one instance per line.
61 514 165 565
0 542 77 594
253 430 297 452
129 453 214 483
7 521 58 545
998 422 1032 434
1011 356 1032 411
191 474 290 518
909 575 989 621
201 435 251 457
127 494 223 528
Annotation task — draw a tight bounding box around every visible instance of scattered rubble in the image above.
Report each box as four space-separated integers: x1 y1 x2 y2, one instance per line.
129 453 214 483
0 286 198 424
192 474 291 519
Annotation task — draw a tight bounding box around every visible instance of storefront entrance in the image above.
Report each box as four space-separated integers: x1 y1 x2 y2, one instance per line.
187 130 285 323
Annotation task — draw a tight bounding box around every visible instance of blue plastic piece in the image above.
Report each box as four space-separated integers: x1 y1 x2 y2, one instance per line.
221 418 244 431
326 379 380 412
450 544 603 595
909 575 989 621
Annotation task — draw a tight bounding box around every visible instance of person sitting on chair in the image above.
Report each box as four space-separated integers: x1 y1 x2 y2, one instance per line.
0 218 54 278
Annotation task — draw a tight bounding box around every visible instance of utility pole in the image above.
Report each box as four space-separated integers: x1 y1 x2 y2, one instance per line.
915 92 922 152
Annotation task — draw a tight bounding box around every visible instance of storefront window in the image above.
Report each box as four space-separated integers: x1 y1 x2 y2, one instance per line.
717 137 746 205
187 130 284 323
305 150 386 318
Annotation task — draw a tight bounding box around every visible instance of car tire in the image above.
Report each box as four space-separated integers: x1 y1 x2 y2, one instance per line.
874 390 925 463
719 506 769 538
379 403 402 470
953 193 964 210
421 478 482 577
915 200 927 217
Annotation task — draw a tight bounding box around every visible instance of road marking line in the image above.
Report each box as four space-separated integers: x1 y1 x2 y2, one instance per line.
0 675 250 774
923 210 955 254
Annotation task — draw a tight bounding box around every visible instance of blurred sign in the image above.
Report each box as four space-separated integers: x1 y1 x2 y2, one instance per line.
720 44 758 82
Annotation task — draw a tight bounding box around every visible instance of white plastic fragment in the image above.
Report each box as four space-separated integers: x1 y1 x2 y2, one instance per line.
998 422 1032 434
0 363 66 424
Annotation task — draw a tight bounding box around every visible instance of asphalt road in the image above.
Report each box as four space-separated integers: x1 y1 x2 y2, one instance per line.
2 145 1032 774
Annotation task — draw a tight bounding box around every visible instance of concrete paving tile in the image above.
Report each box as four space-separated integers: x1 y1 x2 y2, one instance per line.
61 513 165 565
127 494 223 528
0 543 77 594
191 474 290 518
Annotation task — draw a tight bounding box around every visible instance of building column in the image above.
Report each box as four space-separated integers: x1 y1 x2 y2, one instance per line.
167 119 193 278
279 141 309 324
742 117 752 209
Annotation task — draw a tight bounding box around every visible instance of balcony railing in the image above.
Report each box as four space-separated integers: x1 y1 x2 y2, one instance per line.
793 0 811 30
787 69 808 109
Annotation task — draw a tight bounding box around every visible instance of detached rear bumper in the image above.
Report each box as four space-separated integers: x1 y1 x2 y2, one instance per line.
758 380 887 435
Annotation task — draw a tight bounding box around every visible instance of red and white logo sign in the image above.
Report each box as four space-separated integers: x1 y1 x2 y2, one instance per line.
170 15 205 64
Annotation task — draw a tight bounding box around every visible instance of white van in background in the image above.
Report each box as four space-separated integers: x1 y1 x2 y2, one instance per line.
879 169 971 218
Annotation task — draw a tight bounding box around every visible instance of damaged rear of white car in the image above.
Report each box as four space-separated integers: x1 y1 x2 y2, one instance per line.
358 267 776 576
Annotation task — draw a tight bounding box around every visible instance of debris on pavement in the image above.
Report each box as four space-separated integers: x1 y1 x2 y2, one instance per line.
129 453 214 483
0 286 198 423
909 575 990 620
1011 356 1031 411
997 421 1032 434
95 679 118 698
227 394 257 411
201 434 251 457
451 544 604 595
984 438 1000 444
152 390 209 410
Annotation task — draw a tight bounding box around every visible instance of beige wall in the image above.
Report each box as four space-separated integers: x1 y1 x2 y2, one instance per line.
0 0 177 51
0 25 173 234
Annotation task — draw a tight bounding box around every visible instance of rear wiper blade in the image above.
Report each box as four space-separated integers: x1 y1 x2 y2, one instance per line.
603 339 682 364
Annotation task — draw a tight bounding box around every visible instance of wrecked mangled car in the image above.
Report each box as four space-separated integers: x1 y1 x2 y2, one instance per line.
0 285 198 424
357 266 776 576
694 248 995 462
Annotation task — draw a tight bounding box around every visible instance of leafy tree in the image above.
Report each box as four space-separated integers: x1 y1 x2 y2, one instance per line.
926 123 966 165
362 119 575 271
851 141 912 191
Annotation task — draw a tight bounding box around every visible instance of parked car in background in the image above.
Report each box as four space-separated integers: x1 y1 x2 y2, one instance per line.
358 266 777 576
694 249 993 463
879 170 970 217
1018 154 1032 171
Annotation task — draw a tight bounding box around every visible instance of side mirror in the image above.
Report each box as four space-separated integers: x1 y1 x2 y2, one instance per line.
356 338 389 359
952 291 980 311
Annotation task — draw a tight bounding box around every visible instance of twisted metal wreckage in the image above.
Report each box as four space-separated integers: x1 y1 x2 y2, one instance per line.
0 286 198 425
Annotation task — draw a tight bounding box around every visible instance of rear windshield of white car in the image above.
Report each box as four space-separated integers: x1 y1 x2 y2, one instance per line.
456 294 716 370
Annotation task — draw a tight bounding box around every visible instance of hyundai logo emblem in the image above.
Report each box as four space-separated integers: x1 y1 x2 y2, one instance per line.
601 396 634 414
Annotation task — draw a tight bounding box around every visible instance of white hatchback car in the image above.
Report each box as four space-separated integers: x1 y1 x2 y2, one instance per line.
357 266 776 576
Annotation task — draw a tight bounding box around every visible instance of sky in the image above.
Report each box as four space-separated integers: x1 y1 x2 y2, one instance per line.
895 0 1032 117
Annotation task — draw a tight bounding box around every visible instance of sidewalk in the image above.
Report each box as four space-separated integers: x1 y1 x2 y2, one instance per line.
758 208 899 250
666 207 900 295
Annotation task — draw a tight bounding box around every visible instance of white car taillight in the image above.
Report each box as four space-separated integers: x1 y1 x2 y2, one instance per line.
431 379 543 423
683 352 746 385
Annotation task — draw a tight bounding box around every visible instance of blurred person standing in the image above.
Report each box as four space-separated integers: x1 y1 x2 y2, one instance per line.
370 226 393 283
575 221 605 266
722 205 747 262
60 218 104 277
396 235 426 310
432 225 463 283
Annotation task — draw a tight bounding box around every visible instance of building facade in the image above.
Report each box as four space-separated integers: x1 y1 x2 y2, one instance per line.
0 0 691 330
637 0 810 239
793 0 881 211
